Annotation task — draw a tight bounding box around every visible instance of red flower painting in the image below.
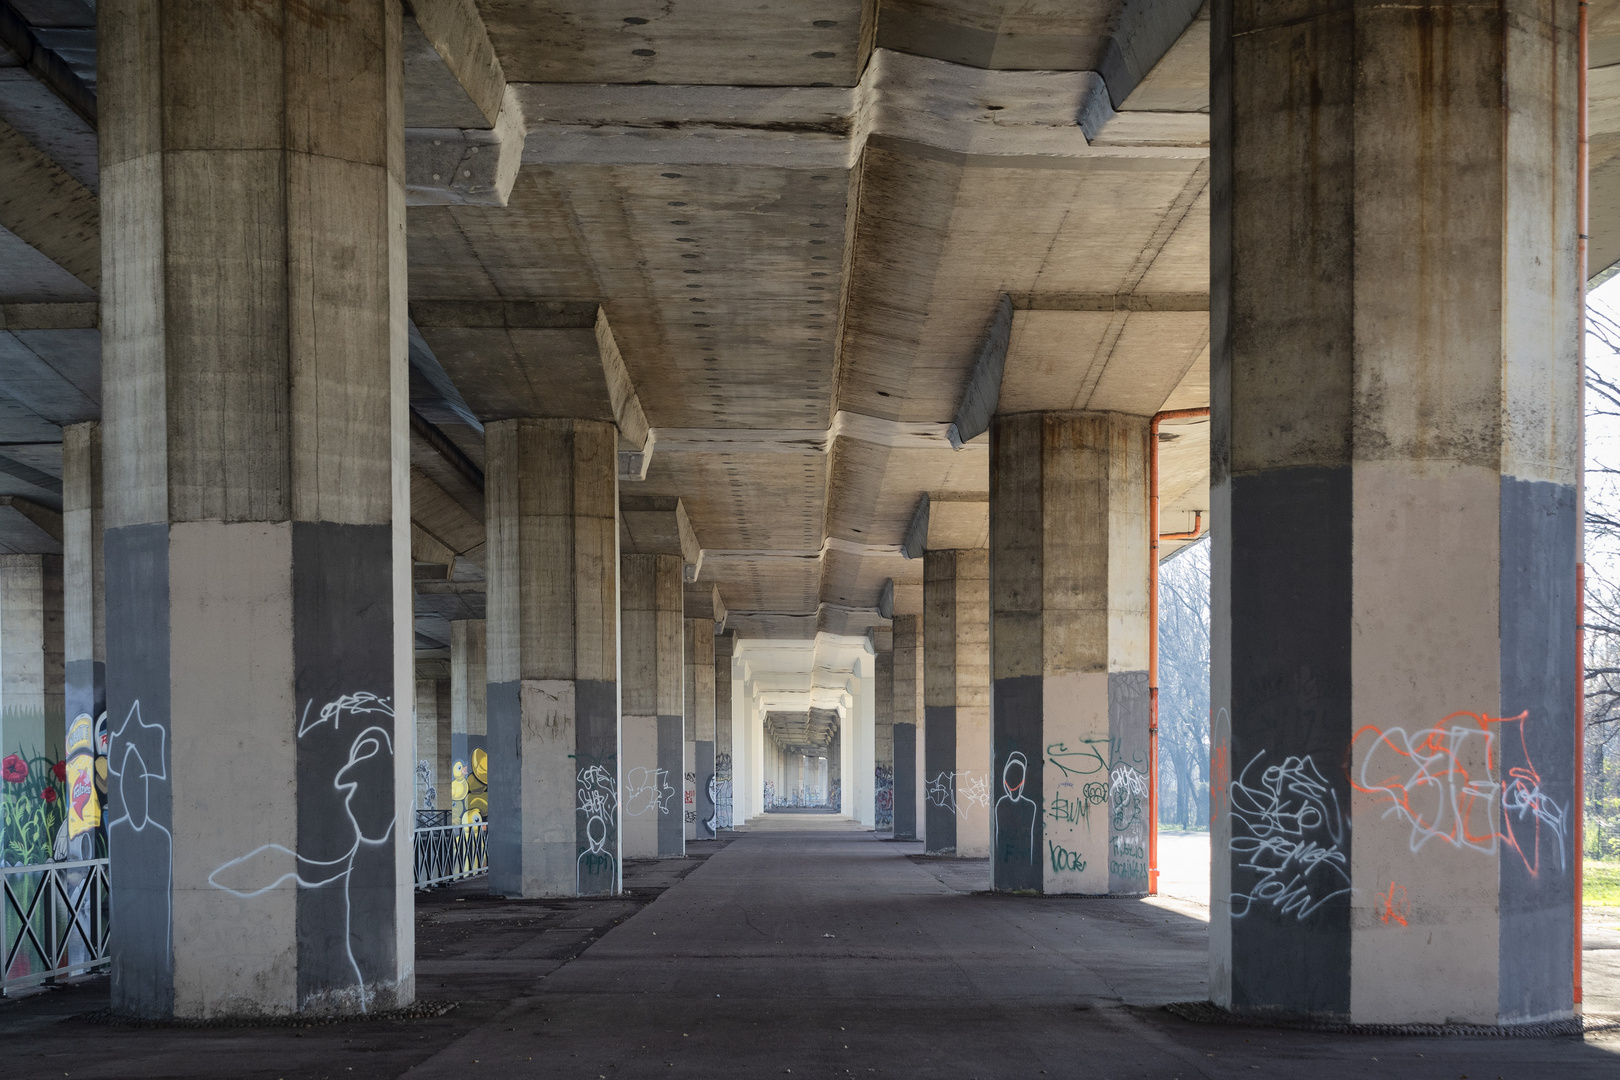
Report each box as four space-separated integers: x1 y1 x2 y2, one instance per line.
41 787 57 803
2 754 26 783
53 759 66 781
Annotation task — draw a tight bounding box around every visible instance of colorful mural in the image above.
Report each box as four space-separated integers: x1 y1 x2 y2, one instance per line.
450 735 489 824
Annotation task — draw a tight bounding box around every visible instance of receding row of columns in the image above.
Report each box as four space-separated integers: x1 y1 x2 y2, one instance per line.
62 0 1580 1030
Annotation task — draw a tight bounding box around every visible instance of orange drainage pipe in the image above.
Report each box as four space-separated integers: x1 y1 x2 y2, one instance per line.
1577 0 1589 1011
1148 406 1210 896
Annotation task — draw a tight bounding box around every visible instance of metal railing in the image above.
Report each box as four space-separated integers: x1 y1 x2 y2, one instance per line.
413 821 489 890
2 858 110 996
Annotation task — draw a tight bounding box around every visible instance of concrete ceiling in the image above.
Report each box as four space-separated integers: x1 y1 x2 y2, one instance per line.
0 0 1294 701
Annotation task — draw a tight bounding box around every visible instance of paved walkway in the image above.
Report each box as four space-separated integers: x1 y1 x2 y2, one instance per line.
3 821 1617 1078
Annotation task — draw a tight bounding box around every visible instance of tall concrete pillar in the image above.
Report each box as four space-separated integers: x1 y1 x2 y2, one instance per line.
1211 0 1578 1024
891 615 922 840
686 617 715 838
875 642 894 831
748 690 764 818
620 553 683 858
922 549 989 857
62 422 105 855
715 633 734 829
989 413 1150 896
485 419 619 897
100 0 410 1018
450 620 487 823
852 662 876 829
1 553 65 866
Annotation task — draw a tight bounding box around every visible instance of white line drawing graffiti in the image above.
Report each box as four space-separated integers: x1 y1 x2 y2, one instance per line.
1228 751 1351 922
624 766 676 816
1109 763 1149 833
993 752 1039 863
208 694 396 1013
1352 712 1569 876
704 774 718 837
576 763 618 893
107 700 172 960
927 770 988 815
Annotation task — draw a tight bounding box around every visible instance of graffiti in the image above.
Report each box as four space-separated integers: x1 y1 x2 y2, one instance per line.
704 774 719 837
1048 840 1086 874
826 780 838 809
715 752 733 829
1109 764 1149 833
210 693 396 1012
993 752 1039 864
3 743 67 867
1352 711 1569 876
1228 751 1351 922
683 810 696 823
1377 881 1410 928
874 763 894 828
927 771 987 815
624 766 676 817
1047 739 1109 781
106 700 171 950
63 712 103 840
1211 712 1230 826
415 759 436 811
575 762 618 892
764 779 776 809
1109 836 1147 881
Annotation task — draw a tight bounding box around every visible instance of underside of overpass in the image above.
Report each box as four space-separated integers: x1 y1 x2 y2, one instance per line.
0 0 1613 1059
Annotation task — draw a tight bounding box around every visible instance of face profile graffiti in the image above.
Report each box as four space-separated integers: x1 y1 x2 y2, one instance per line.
207 692 397 1012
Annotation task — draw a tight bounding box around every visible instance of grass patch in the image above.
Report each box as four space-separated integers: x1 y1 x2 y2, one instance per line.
1587 860 1620 907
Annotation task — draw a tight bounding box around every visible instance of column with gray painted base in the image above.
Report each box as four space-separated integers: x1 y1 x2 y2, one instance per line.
989 412 1149 896
62 422 104 855
714 633 734 829
874 642 895 831
450 620 487 823
619 553 683 858
485 419 619 897
686 618 715 838
891 615 922 841
100 0 411 1019
923 549 989 857
1212 0 1577 1024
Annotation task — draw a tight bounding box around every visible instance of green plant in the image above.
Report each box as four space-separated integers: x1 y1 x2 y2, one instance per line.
2 746 66 867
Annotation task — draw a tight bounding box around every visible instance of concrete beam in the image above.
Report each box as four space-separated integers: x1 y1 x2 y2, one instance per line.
0 116 96 291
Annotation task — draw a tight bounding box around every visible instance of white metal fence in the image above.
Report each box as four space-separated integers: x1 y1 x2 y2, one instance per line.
1 857 110 996
412 821 489 890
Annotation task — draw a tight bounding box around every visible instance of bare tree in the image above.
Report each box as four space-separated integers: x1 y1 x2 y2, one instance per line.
1157 537 1211 830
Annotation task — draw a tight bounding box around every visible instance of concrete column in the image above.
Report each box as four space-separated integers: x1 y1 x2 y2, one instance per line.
853 662 876 829
891 614 922 840
747 686 764 819
922 549 990 857
413 678 439 812
828 727 842 814
875 644 894 831
685 617 715 838
620 552 683 858
0 554 65 866
485 419 619 897
450 620 487 823
62 421 105 854
100 0 410 1018
989 412 1149 896
1211 0 1578 1024
714 633 734 829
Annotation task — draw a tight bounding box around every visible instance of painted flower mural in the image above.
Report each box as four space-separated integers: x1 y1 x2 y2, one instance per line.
2 747 67 867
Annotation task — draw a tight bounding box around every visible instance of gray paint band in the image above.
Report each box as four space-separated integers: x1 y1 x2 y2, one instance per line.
991 674 1042 892
923 704 956 855
657 713 683 856
485 679 522 897
104 522 174 1018
1107 671 1151 895
1497 476 1576 1020
575 679 619 896
291 522 399 1011
1226 466 1353 1017
892 723 917 840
